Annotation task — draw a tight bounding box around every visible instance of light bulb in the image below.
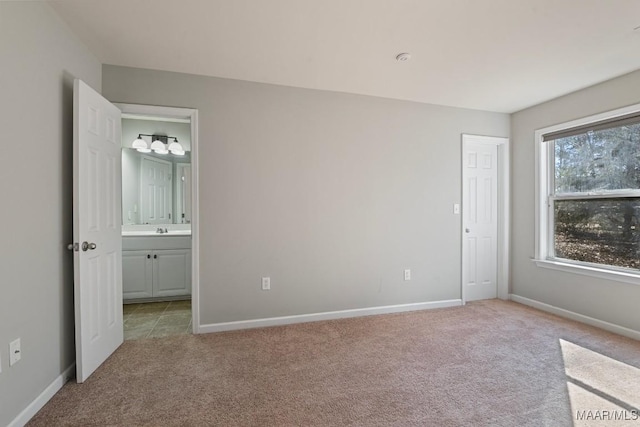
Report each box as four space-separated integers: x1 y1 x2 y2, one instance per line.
151 139 167 154
168 141 184 153
132 137 148 151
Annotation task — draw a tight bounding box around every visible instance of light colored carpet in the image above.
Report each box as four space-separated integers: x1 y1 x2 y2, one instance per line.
28 300 640 426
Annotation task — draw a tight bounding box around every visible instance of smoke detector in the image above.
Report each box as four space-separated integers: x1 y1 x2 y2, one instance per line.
396 53 411 62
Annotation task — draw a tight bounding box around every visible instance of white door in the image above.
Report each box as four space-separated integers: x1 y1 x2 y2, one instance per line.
140 156 172 224
73 79 123 383
462 136 499 301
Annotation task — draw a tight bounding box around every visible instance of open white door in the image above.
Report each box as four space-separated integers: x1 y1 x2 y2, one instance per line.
72 79 123 383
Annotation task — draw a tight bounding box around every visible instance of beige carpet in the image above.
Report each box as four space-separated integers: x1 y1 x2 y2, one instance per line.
28 300 640 426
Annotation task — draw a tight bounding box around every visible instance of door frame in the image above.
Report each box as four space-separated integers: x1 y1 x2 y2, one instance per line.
115 103 201 333
461 134 510 304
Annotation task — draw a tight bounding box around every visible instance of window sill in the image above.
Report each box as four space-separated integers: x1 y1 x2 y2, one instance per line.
533 259 640 286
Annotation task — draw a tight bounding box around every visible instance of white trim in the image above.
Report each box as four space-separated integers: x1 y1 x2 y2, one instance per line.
116 104 193 120
8 364 75 427
532 259 640 286
551 189 640 200
115 103 200 334
190 110 200 333
460 134 510 303
510 294 640 341
199 299 462 333
122 113 190 123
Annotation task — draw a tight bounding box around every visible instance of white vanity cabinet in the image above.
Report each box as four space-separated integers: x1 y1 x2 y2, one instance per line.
122 236 191 301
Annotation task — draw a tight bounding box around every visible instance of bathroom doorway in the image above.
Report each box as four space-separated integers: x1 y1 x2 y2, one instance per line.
116 104 199 340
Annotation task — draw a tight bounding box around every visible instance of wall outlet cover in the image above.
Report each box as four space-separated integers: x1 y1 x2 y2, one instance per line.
261 277 271 290
404 269 411 281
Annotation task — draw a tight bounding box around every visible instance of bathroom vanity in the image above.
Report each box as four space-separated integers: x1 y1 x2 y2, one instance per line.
122 230 191 301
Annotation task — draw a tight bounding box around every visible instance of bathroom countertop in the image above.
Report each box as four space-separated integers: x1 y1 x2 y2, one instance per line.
122 230 192 237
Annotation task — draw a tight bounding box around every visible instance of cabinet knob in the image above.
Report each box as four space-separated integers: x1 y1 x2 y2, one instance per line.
147 254 151 259
154 254 157 259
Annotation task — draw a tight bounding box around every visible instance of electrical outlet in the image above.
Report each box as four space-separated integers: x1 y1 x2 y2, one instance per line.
404 269 411 281
9 338 21 366
453 203 460 214
261 277 271 291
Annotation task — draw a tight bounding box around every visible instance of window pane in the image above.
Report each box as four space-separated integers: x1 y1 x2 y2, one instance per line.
554 198 640 269
554 123 640 193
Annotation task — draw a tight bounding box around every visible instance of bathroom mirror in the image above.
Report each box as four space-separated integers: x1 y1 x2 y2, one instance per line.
121 117 192 225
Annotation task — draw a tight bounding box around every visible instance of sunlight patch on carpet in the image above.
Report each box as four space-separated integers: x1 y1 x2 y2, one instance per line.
560 339 640 426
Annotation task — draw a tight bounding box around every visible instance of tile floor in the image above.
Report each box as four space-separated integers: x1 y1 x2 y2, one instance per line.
123 300 192 340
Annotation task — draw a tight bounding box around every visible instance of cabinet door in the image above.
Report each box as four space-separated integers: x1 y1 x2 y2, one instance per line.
122 250 153 300
153 249 191 297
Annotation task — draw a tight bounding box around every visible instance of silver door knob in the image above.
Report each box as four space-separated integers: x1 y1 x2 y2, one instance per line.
465 228 470 233
67 243 79 251
81 241 97 251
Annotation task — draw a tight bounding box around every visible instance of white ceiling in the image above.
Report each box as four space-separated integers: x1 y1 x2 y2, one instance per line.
49 0 640 113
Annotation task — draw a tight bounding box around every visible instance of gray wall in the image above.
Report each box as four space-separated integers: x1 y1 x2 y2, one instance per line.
511 69 640 332
0 2 101 426
103 65 510 325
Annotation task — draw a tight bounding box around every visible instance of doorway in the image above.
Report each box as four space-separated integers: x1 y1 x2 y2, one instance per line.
117 104 200 339
73 81 200 382
461 134 509 303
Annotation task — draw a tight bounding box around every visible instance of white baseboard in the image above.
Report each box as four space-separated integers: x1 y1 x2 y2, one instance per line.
199 299 462 334
8 364 75 427
509 294 640 341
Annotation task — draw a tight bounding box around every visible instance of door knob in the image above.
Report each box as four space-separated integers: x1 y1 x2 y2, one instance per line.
67 243 79 251
465 228 470 233
81 241 97 251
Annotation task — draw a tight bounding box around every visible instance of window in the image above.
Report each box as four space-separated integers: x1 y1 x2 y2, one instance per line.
536 105 640 281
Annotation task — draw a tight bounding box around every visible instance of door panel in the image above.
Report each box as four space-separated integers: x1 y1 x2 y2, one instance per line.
73 79 123 383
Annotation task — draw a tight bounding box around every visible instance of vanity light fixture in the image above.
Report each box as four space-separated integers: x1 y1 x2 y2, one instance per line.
132 134 185 155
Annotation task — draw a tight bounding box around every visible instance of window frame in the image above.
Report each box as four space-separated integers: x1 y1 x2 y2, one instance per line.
534 102 640 285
